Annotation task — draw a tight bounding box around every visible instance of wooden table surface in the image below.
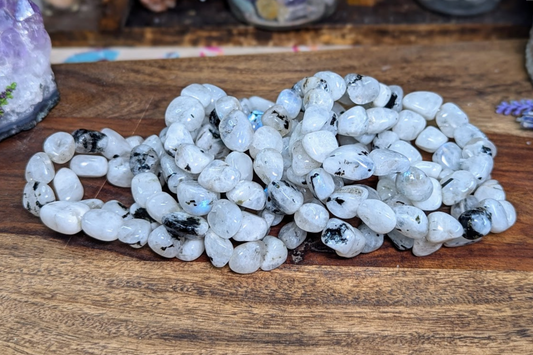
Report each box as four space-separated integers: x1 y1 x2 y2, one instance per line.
2 40 533 354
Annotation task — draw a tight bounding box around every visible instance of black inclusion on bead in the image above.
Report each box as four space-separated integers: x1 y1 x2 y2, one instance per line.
384 93 398 109
441 178 454 188
346 74 363 86
323 224 348 245
209 109 220 128
481 146 492 156
72 129 107 153
162 215 202 236
459 208 492 240
132 207 156 223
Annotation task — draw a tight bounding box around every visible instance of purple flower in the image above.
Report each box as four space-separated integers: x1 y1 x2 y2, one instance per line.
496 100 533 116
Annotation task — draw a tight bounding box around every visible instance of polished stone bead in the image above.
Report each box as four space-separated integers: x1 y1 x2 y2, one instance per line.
163 122 194 157
207 199 242 239
126 135 144 149
229 241 265 274
176 238 205 261
100 128 131 160
301 105 330 134
118 218 152 248
388 85 404 112
72 129 108 154
377 177 397 201
321 218 366 258
177 180 217 216
358 199 396 234
291 140 321 176
54 168 84 202
145 192 181 224
25 152 55 184
392 110 426 141
215 96 242 122
373 83 392 107
261 209 284 227
458 208 492 240
477 198 509 233
388 140 422 164
261 105 292 137
411 178 442 211
436 102 469 138
474 179 506 201
432 142 463 171
107 156 134 188
306 168 335 200
427 211 464 243
387 229 414 250
204 229 234 267
165 96 205 131
440 170 477 206
453 123 486 148
462 137 497 158
276 89 302 119
359 223 384 253
366 108 399 134
266 180 304 215
415 126 448 153
500 200 517 230
286 166 308 188
22 181 55 216
162 211 209 237
226 180 266 210
129 144 160 176
199 160 241 193
372 130 399 150
326 184 368 219
195 123 226 158
203 83 227 113
294 203 329 233
345 74 380 105
225 151 254 181
403 91 443 120
82 209 123 242
181 83 212 109
102 200 130 218
303 88 334 111
249 96 275 112
322 144 374 180
460 155 493 184
412 238 442 257
249 126 283 158
412 161 442 179
70 155 108 178
298 76 330 96
261 236 288 271
337 106 369 137
219 109 254 153
40 201 90 235
254 148 284 185
394 205 428 239
278 221 307 250
450 195 479 219
315 71 346 101
148 225 180 258
395 167 433 202
174 143 214 174
369 149 410 176
131 172 162 208
302 130 339 163
43 132 75 164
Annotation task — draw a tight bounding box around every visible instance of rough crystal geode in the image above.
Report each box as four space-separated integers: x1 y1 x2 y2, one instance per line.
0 0 59 141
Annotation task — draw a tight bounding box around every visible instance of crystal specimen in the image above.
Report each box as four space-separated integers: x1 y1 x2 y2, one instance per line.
0 0 59 141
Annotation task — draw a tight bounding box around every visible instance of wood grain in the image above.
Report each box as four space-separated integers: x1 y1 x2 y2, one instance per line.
1 40 533 353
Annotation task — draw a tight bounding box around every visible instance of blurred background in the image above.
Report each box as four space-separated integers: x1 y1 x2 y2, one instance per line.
37 0 533 64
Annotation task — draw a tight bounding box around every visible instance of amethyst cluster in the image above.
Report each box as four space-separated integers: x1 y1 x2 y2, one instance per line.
0 0 59 141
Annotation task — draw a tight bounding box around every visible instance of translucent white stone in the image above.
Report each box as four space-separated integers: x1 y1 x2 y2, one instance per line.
226 180 266 210
177 181 217 216
69 155 108 177
249 126 283 158
412 161 442 179
229 241 265 274
314 71 346 101
372 130 399 150
165 96 205 131
102 200 130 218
81 209 123 242
385 194 413 209
261 105 291 137
388 229 414 250
195 123 225 158
440 170 477 206
176 238 205 261
40 201 90 235
225 151 253 181
302 130 339 163
204 229 234 267
403 91 443 120
160 153 181 181
145 192 181 224
118 218 151 248
129 144 160 176
181 83 212 109
203 83 227 113
174 143 214 174
100 128 131 160
148 225 180 258
450 195 479 219
131 172 162 208
412 238 442 257
43 132 75 164
254 148 284 185
261 209 283 227
286 167 307 188
436 102 469 138
163 122 194 157
462 137 497 159
499 200 517 229
388 140 422 164
298 76 329 96
474 179 506 201
478 198 509 233
303 88 334 111
72 129 108 154
207 199 242 239
321 218 366 258
53 168 84 202
22 181 55 216
291 140 321 176
443 235 480 248
357 199 396 234
460 155 493 184
322 144 374 180
142 135 164 156
278 222 307 250
453 123 486 148
198 160 241 193
249 96 274 112
377 177 397 201
261 236 288 271
326 184 368 219
107 156 134 188
359 223 384 253
219 109 254 153
369 149 410 176
433 142 462 171
337 106 368 137
301 105 329 134
373 83 392 107
214 96 242 122
345 74 380 105
392 110 426 141
266 180 304 215
126 135 144 149
394 205 428 239
276 89 302 119
415 126 448 153
294 203 329 233
388 85 404 112
412 178 443 211
80 199 104 209
161 211 209 237
366 108 399 134
306 168 335 200
25 152 55 183
395 167 433 202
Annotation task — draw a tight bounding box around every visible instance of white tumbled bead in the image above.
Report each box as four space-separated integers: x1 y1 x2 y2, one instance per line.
294 203 329 233
198 160 241 193
337 106 368 137
301 105 330 134
163 123 194 157
415 126 448 153
225 151 253 181
321 218 366 258
145 192 181 224
165 96 205 131
276 89 302 119
359 223 384 253
181 83 212 109
372 130 399 150
388 140 422 164
433 142 463 171
306 168 335 200
118 218 151 248
326 184 368 219
322 144 374 180
392 110 426 141
412 161 442 179
219 109 254 153
100 128 131 160
175 143 214 174
412 178 443 211
40 201 90 235
478 198 509 233
461 155 493 184
126 135 144 149
148 225 180 258
436 103 469 138
43 132 75 164
226 180 266 210
253 148 284 185
229 241 265 274
261 236 288 271
369 149 410 176
315 71 346 101
357 199 396 234
25 152 55 183
394 205 428 239
291 140 321 176
403 91 443 120
453 123 486 148
440 170 477 206
395 167 433 202
412 238 442 257
278 222 307 250
372 83 392 107
53 168 84 202
474 179 506 201
69 155 108 177
426 211 464 244
303 88 334 111
345 74 380 105
81 209 123 242
499 200 517 230
207 199 242 239
205 229 234 267
177 181 217 216
302 130 339 163
102 200 130 218
22 181 56 217
176 238 205 261
366 108 399 134
249 126 283 158
107 156 134 188
131 172 162 208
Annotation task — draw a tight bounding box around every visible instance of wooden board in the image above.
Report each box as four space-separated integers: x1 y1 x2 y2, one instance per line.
47 0 532 47
2 40 533 353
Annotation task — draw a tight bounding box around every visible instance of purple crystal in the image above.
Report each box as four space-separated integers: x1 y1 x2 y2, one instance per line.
0 0 59 141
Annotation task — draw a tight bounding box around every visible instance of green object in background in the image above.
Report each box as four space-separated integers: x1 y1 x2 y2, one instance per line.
0 83 17 118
